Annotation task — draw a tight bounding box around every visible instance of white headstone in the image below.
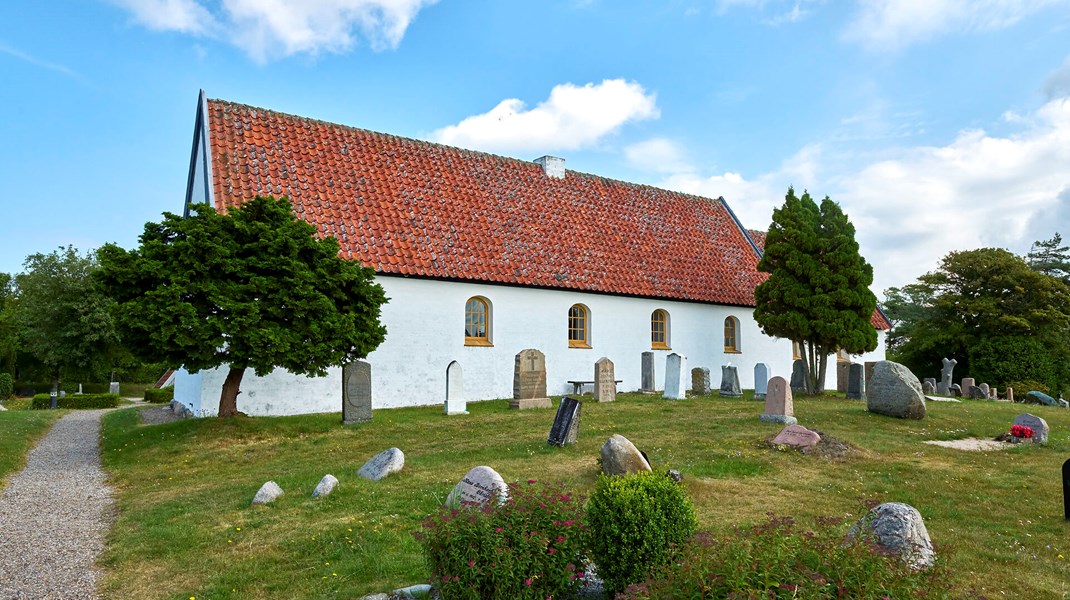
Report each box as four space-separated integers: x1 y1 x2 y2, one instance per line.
663 353 687 400
444 466 508 508
445 361 467 415
753 363 769 399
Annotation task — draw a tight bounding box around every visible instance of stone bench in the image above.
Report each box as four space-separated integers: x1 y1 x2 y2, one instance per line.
566 380 623 395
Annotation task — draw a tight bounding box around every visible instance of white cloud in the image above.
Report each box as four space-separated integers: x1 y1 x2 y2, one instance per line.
648 97 1070 294
715 0 822 25
1043 55 1070 100
432 80 659 155
111 0 436 61
623 138 692 174
843 0 1070 51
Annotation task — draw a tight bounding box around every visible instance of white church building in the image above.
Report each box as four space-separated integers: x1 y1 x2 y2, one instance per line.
175 92 889 417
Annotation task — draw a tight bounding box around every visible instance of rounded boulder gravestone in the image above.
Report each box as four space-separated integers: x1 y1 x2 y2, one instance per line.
358 448 405 481
848 502 935 571
867 361 926 419
444 466 508 508
600 434 652 476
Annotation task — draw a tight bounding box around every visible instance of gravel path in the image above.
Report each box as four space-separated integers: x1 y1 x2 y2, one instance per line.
0 410 116 599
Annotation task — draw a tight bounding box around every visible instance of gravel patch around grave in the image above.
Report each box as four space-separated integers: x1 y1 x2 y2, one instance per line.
0 410 117 599
923 438 1012 451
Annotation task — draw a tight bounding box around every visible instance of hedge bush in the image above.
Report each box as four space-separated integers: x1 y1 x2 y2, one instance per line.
17 382 111 396
31 393 121 409
415 479 589 600
586 472 697 595
0 373 13 401
144 387 174 403
619 514 954 599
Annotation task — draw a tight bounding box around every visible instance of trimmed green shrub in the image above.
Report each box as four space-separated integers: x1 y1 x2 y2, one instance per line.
0 373 13 401
619 514 954 600
144 387 174 403
414 480 588 600
31 393 121 409
17 382 110 395
586 472 697 595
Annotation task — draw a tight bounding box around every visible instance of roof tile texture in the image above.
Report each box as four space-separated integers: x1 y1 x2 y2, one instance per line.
206 99 768 306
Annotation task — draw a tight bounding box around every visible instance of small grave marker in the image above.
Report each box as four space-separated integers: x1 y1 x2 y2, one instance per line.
640 352 655 392
837 361 851 393
594 357 616 403
754 363 769 400
512 349 551 409
691 367 711 395
847 363 865 400
445 361 467 415
719 364 742 397
663 353 686 399
1063 458 1070 520
760 376 797 425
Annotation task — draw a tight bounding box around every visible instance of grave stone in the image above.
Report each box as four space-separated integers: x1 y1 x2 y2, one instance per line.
979 383 990 397
640 352 655 392
949 383 961 396
1025 390 1058 407
772 424 820 448
790 359 806 393
109 382 120 395
1013 413 1050 444
759 376 796 425
548 396 582 446
445 361 467 415
938 358 957 395
719 364 742 398
1063 458 1070 520
867 360 926 419
342 361 372 424
923 377 937 390
864 361 877 390
600 434 652 476
512 349 552 409
968 386 987 400
960 378 975 396
1006 387 1015 403
594 357 616 403
252 481 284 505
848 502 934 571
922 380 936 395
753 363 769 400
837 361 851 393
312 474 338 498
989 387 999 399
77 384 83 394
358 447 405 481
691 367 711 395
445 466 508 508
847 363 866 400
663 353 687 400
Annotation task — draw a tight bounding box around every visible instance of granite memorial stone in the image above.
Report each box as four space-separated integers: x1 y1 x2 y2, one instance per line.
867 360 926 419
837 361 851 393
312 474 338 498
548 396 582 446
691 367 711 395
938 357 957 395
342 361 372 424
252 481 284 505
848 502 935 571
960 378 976 396
759 376 797 425
445 466 508 507
445 361 467 415
772 424 821 448
359 447 406 481
790 359 806 393
719 364 742 398
663 353 687 400
594 357 616 403
753 363 769 400
1013 413 1050 444
641 352 655 392
600 434 652 476
847 363 866 400
512 349 552 409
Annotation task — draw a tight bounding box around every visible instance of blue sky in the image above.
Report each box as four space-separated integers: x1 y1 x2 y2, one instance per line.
2 0 1069 295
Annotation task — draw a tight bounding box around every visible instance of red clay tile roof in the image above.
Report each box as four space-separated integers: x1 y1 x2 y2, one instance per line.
746 228 890 331
204 99 769 306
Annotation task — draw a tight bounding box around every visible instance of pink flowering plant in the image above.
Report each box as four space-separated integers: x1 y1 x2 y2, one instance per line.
1010 424 1034 439
414 479 589 600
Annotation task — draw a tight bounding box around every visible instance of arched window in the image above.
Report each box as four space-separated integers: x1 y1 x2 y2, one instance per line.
568 304 590 348
651 309 670 349
464 297 492 346
724 316 740 352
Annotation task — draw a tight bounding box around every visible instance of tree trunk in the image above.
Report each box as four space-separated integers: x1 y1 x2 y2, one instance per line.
218 367 245 417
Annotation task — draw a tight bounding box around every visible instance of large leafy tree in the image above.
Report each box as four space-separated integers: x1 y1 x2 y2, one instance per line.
754 188 877 394
14 246 120 391
1027 232 1069 283
884 247 1070 393
97 196 388 417
0 273 17 375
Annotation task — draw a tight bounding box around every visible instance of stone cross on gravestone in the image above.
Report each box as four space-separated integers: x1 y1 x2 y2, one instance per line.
342 360 372 424
938 357 957 395
511 349 552 410
594 357 616 403
445 361 467 415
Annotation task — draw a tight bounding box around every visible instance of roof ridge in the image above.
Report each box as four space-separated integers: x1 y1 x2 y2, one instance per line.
207 97 728 208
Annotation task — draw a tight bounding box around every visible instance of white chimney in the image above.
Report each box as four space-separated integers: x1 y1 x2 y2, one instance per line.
534 156 565 179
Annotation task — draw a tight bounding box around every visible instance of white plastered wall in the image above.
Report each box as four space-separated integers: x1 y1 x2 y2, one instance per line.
174 275 887 416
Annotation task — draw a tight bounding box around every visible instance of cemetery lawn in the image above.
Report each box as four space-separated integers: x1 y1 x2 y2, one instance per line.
0 406 63 486
99 394 1070 599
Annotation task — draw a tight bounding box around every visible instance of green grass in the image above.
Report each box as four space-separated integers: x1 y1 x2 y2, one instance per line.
0 404 63 487
99 393 1070 599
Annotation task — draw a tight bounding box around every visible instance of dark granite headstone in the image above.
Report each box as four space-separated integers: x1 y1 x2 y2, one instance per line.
1064 458 1070 520
753 363 769 400
790 359 806 393
640 351 655 392
342 361 372 424
547 396 582 446
847 363 865 399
